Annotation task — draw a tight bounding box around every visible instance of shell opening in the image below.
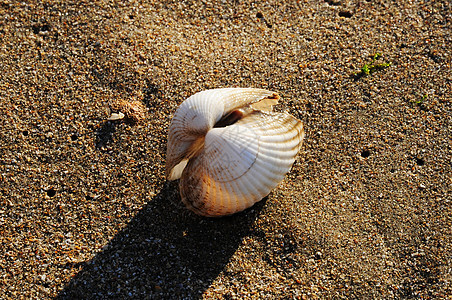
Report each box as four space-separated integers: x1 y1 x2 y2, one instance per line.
213 110 245 128
214 94 280 129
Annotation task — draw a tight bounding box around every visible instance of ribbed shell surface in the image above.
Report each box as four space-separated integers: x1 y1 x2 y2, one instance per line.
166 88 278 180
165 88 304 217
179 111 303 217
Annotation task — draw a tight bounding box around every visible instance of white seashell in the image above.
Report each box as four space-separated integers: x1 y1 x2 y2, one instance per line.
166 88 304 217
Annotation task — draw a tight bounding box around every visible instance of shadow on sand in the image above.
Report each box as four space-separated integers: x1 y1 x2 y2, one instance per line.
56 181 266 299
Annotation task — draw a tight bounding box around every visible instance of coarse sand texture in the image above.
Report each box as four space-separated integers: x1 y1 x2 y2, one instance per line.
0 0 450 298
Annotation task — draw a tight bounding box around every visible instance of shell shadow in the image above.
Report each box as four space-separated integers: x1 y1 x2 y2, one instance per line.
56 181 267 299
95 121 116 149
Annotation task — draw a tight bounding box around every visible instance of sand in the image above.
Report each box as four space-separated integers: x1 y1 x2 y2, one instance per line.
0 0 451 298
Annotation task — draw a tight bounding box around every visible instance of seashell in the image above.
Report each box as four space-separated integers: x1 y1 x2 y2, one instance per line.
166 88 304 217
108 99 147 124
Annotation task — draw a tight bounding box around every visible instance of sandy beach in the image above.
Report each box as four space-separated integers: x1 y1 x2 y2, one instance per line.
0 0 451 298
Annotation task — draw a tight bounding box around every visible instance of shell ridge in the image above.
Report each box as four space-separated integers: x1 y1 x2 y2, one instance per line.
204 126 259 183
